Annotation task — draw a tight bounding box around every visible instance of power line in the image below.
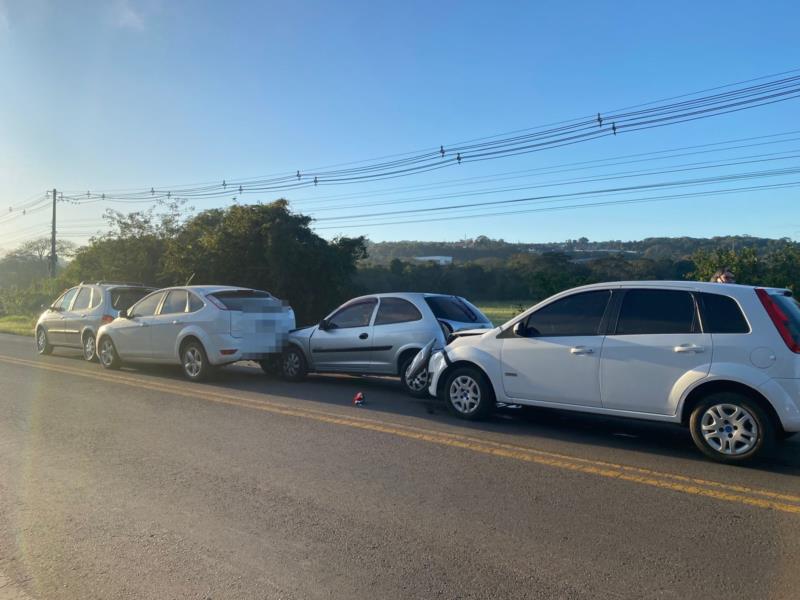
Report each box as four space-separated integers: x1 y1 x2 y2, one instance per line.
53 70 800 204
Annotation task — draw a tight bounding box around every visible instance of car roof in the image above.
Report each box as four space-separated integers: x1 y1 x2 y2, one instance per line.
346 292 465 302
557 280 790 297
154 285 268 295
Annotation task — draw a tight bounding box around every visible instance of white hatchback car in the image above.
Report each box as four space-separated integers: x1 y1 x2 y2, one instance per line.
427 281 800 463
97 285 295 381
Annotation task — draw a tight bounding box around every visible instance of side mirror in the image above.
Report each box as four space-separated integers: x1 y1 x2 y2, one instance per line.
513 321 528 337
119 308 129 319
318 318 329 331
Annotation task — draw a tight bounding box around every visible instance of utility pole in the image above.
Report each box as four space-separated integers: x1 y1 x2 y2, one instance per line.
50 188 57 278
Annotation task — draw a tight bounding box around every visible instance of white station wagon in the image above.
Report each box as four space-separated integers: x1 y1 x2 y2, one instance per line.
426 281 800 463
97 285 295 381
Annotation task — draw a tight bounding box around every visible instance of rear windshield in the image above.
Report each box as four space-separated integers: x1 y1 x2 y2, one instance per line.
110 287 154 311
425 296 484 323
210 290 279 313
771 293 800 345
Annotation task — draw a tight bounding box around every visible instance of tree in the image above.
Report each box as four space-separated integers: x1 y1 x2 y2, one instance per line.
161 201 366 324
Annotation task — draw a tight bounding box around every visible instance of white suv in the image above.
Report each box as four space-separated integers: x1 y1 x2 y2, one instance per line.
427 281 800 463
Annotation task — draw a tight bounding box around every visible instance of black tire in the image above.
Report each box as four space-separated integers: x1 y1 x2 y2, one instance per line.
441 365 495 421
280 346 308 382
98 336 121 370
82 331 97 362
180 339 212 382
689 392 776 463
258 356 279 376
35 327 53 355
400 354 430 398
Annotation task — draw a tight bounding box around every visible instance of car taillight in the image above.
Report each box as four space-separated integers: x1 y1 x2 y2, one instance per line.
101 314 114 324
756 288 800 354
207 295 228 310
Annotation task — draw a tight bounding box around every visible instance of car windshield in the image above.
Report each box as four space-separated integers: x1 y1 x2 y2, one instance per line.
209 290 279 313
110 287 153 311
425 296 484 323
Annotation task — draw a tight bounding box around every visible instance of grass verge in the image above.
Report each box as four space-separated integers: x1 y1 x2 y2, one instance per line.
475 301 528 327
0 315 36 337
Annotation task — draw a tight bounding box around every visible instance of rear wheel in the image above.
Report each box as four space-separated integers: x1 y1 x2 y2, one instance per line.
443 366 495 420
98 337 121 370
35 327 53 355
181 340 212 382
82 332 97 362
281 346 307 382
689 393 775 463
400 354 429 398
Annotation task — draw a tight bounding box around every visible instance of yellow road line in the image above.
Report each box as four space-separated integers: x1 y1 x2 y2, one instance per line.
2 353 800 514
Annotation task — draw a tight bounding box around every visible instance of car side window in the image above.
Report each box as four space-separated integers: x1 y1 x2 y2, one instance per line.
375 298 423 326
521 290 611 337
188 292 204 313
72 287 92 311
327 299 377 329
130 292 164 318
58 288 79 311
615 289 697 335
160 290 188 315
698 293 750 334
89 287 102 309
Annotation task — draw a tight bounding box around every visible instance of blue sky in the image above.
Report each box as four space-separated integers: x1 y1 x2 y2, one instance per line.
1 0 799 251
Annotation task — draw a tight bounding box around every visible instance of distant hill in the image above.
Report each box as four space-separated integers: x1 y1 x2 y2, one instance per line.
363 235 795 265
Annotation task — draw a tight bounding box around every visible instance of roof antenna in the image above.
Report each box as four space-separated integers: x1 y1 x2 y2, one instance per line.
185 272 196 286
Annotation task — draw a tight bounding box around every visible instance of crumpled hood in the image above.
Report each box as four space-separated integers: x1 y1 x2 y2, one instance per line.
289 325 317 339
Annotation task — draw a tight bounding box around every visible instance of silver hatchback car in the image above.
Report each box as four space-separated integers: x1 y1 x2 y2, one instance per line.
35 281 155 361
282 292 492 396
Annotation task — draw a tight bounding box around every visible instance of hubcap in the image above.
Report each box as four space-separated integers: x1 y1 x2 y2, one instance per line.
99 339 114 366
449 375 481 414
184 347 203 378
701 403 759 456
283 352 300 377
37 330 46 351
84 335 95 359
405 365 429 392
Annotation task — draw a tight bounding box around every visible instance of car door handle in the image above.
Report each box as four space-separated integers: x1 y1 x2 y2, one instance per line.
172 320 183 325
139 322 149 327
359 333 369 340
674 344 704 353
570 346 594 355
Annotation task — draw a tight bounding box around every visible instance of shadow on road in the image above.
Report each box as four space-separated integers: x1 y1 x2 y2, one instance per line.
51 347 800 475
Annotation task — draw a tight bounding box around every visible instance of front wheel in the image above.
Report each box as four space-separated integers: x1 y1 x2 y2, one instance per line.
281 346 307 382
400 355 430 398
181 341 212 382
36 327 53 355
442 366 495 420
98 337 121 370
689 393 775 463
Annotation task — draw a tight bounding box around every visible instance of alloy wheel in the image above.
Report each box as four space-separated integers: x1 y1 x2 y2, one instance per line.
99 339 115 367
37 329 47 352
83 335 96 361
283 351 301 377
449 375 481 415
405 366 429 393
184 347 203 378
700 403 759 456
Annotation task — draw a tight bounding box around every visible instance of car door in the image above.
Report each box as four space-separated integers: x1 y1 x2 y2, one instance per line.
309 298 377 372
112 291 165 360
46 287 78 344
600 288 712 415
64 286 92 347
500 290 612 407
149 290 189 360
371 297 429 374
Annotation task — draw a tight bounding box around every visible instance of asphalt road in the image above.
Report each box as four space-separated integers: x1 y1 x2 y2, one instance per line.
1 333 799 599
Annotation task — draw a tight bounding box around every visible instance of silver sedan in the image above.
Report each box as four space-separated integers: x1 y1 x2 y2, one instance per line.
282 293 492 396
